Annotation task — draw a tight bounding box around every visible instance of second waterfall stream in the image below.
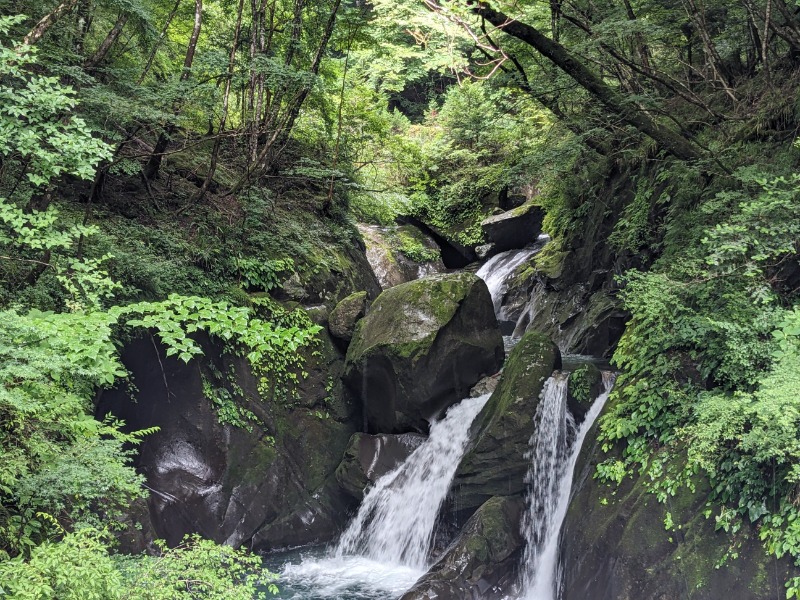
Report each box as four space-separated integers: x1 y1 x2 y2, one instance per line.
334 393 490 569
518 371 615 600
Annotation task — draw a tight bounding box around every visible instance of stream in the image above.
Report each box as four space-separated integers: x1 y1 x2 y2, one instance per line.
265 242 614 599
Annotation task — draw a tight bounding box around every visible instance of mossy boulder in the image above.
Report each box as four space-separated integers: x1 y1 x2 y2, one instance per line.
344 272 504 433
334 432 425 500
451 331 561 513
328 291 368 342
560 405 798 600
399 496 525 600
358 224 445 289
481 201 545 252
566 363 603 424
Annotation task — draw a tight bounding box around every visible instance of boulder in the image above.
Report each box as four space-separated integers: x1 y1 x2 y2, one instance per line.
98 325 359 552
335 432 426 500
451 331 560 513
328 291 368 342
566 363 604 424
561 423 798 600
358 224 445 289
400 496 525 600
344 272 504 434
481 201 544 252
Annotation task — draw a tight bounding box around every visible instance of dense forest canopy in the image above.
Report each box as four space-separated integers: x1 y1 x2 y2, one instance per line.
0 0 799 597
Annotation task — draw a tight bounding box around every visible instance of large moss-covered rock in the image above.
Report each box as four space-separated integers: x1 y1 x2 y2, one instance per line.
481 201 544 252
328 291 368 342
98 325 359 552
400 496 525 600
560 409 798 600
451 331 560 513
358 224 445 289
344 272 504 434
335 432 425 500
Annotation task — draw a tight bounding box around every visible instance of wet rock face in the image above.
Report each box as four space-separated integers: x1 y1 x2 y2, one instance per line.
451 331 561 514
344 272 504 434
399 496 525 600
560 412 798 600
481 201 545 252
98 327 359 553
335 432 426 500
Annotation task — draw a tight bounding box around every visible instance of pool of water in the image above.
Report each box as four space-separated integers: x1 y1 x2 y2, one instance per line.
262 547 423 600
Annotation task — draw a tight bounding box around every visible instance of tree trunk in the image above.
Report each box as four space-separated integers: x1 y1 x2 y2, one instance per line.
471 3 702 162
22 0 80 47
138 0 182 84
143 0 203 181
84 13 128 71
228 0 342 195
193 0 245 203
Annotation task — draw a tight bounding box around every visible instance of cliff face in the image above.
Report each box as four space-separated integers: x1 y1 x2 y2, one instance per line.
560 407 795 600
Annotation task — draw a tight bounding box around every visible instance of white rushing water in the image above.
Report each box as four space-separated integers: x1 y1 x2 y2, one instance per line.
335 393 490 570
476 247 539 317
277 394 490 597
520 371 614 600
277 554 423 599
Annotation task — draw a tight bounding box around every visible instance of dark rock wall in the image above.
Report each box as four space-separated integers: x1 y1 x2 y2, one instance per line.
98 329 359 552
560 405 796 600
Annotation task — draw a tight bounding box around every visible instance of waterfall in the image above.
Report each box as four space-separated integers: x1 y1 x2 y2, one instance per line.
335 393 490 570
476 248 538 317
520 372 614 600
476 235 549 323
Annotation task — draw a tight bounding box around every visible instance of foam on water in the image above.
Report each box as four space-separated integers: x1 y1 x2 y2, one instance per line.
276 554 423 600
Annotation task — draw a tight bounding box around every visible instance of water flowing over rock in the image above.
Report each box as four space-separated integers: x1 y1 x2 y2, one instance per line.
476 246 541 328
334 432 426 500
335 394 490 570
519 372 613 600
344 272 504 433
451 331 561 513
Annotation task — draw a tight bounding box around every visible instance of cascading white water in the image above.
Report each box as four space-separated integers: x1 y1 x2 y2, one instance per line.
520 371 614 600
334 393 490 570
476 248 539 318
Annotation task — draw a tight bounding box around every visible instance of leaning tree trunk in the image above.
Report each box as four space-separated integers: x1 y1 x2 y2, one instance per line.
84 13 128 71
468 2 703 162
21 0 80 46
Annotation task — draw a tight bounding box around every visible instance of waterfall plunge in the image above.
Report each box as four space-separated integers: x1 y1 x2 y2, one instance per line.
519 372 614 600
335 393 490 570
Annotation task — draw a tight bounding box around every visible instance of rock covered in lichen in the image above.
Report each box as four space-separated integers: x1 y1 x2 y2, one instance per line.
399 496 524 600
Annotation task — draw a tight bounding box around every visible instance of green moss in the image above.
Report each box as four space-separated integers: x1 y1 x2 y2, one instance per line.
533 242 569 279
347 273 476 362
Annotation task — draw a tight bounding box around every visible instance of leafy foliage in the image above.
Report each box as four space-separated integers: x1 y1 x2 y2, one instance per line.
599 171 800 592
